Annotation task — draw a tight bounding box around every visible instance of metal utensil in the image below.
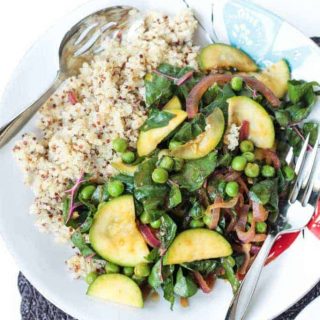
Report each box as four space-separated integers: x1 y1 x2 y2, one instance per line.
0 6 135 148
226 130 320 320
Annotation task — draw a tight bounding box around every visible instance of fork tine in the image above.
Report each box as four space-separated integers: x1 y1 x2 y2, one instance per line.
74 23 99 46
302 128 320 206
289 133 310 203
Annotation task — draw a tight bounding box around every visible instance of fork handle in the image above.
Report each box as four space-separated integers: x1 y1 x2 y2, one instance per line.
0 72 64 148
225 234 276 320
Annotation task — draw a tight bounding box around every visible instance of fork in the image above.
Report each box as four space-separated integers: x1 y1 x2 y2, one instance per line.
0 6 136 148
226 129 320 320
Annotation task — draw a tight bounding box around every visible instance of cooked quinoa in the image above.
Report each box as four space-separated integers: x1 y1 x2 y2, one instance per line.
13 10 199 277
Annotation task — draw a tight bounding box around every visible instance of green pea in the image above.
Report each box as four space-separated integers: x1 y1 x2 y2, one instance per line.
134 263 150 278
240 140 254 153
256 222 267 234
247 211 253 224
169 140 183 150
121 151 135 164
152 168 169 184
112 138 128 153
225 181 239 197
245 163 260 178
262 165 276 178
173 158 185 172
105 261 120 274
85 272 98 285
150 219 161 229
283 165 295 181
123 266 134 277
226 256 235 268
107 180 124 197
231 76 243 91
140 211 151 224
231 156 247 171
203 214 212 227
159 156 174 171
190 219 205 228
243 151 255 162
80 185 96 200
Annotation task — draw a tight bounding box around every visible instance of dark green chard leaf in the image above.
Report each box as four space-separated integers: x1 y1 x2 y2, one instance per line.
203 84 235 118
303 122 319 146
288 80 319 104
157 63 183 76
176 68 203 100
145 248 160 263
249 179 279 209
171 114 206 144
221 258 240 293
78 192 96 214
202 84 220 105
113 174 134 193
174 267 198 298
285 123 318 156
276 80 318 127
275 110 290 127
182 259 217 275
140 109 176 131
162 275 175 309
148 260 163 289
134 157 168 210
189 199 203 220
91 185 109 205
148 259 175 289
80 216 93 233
159 214 177 252
168 185 182 208
71 231 95 257
172 151 218 192
217 153 232 167
62 197 70 224
145 73 173 107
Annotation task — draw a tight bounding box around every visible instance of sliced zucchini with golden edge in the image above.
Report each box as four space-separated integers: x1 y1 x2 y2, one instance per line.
137 109 187 157
163 96 182 111
227 96 275 149
171 108 225 159
87 274 143 308
111 159 138 176
199 44 258 72
89 195 149 266
251 59 290 98
163 229 232 265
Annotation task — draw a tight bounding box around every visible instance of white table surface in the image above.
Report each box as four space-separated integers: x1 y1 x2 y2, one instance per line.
0 0 319 319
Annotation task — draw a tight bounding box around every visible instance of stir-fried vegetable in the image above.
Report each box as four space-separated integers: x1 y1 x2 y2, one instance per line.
62 43 319 309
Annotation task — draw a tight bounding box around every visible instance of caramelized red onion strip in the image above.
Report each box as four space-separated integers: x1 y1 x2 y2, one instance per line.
235 205 256 243
186 74 281 118
138 223 161 248
193 272 212 293
238 243 252 275
252 201 268 222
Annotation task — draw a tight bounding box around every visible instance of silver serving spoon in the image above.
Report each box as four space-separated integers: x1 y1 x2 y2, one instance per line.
0 6 135 148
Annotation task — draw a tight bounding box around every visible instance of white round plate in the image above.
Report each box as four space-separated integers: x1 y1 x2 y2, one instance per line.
0 0 320 319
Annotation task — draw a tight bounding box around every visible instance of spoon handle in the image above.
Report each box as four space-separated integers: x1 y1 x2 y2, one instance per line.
0 72 64 148
225 234 276 320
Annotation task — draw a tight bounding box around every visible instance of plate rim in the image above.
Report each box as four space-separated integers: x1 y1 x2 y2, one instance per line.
0 0 319 319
